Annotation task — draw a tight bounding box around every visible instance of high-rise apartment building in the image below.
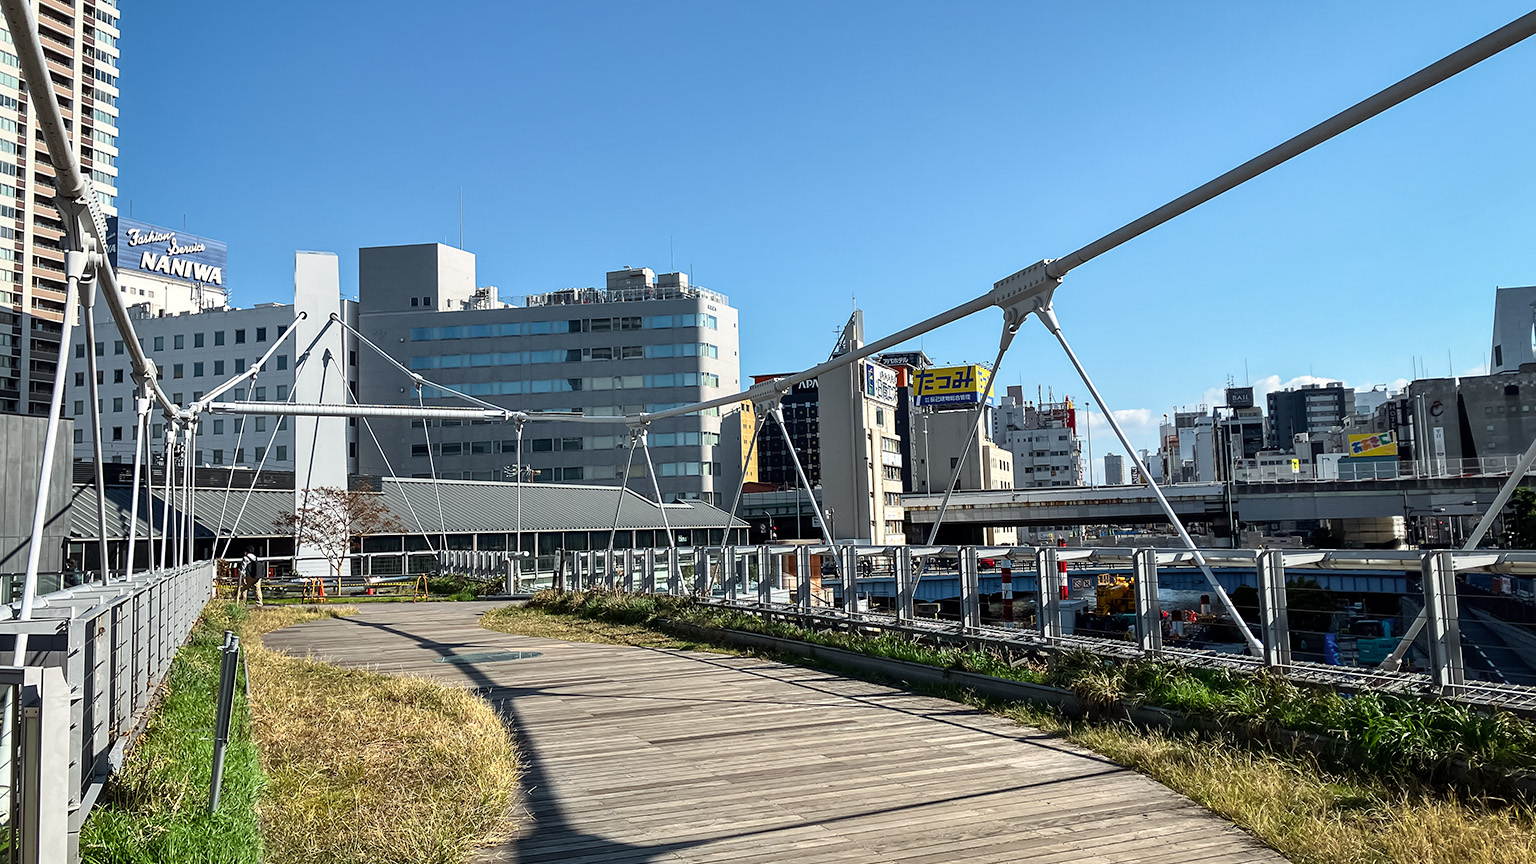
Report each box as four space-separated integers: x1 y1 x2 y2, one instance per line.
1103 452 1125 485
355 246 740 504
1 2 121 415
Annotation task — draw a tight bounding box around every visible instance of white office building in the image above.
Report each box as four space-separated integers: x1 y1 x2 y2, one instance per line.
355 246 741 504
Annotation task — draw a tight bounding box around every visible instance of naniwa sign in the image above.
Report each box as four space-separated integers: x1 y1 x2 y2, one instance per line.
107 217 227 286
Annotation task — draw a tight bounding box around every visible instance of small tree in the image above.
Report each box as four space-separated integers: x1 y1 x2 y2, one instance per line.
274 479 405 584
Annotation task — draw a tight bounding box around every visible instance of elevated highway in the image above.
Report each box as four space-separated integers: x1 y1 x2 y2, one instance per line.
902 475 1527 529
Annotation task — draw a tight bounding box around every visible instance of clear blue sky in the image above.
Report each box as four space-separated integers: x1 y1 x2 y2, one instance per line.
118 2 1536 473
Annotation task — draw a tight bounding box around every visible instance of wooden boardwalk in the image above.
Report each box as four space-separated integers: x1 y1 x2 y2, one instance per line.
264 603 1288 863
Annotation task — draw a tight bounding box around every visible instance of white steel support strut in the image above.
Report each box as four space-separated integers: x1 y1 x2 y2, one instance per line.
769 404 836 548
605 429 643 557
925 320 1019 545
1040 303 1263 654
11 261 79 662
639 426 675 553
125 394 147 582
717 408 767 561
80 278 111 583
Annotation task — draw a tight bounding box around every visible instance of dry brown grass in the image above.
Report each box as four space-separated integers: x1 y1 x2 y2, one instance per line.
241 604 521 864
495 601 1536 864
1044 711 1536 864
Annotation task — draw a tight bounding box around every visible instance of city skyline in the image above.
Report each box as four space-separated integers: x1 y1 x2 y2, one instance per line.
113 2 1536 474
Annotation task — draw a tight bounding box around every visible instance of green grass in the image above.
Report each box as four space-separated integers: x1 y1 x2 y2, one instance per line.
78 604 278 864
514 590 1536 782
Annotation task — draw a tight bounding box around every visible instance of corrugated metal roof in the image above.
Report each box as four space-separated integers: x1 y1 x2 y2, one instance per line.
69 478 745 540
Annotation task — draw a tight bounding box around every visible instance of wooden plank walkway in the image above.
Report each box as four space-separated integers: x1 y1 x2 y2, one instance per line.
264 602 1288 863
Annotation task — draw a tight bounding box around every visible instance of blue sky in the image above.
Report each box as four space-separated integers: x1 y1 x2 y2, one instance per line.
117 2 1536 476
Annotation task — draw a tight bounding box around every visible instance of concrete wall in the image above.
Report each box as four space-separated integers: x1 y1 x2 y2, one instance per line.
0 414 73 573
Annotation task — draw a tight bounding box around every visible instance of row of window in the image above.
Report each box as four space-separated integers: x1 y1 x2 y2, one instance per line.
421 372 719 399
408 313 719 342
407 341 720 370
76 326 281 358
407 431 722 458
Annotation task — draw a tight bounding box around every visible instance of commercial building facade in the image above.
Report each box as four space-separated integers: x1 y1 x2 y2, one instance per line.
66 299 360 472
355 247 741 504
1 2 121 415
1266 382 1355 451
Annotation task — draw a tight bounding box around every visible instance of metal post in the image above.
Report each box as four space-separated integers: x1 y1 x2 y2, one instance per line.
158 421 174 572
960 546 981 630
757 546 772 604
769 405 836 547
208 630 240 811
1000 557 1015 629
896 546 915 621
1422 550 1464 695
1036 546 1062 639
82 291 112 583
795 545 812 609
723 546 737 599
841 545 859 616
125 396 148 582
667 547 681 596
1256 550 1290 667
17 667 69 863
1132 548 1162 654
514 417 524 562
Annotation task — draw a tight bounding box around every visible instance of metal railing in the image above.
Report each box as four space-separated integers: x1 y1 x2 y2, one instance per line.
558 543 1536 714
1234 454 1536 483
0 561 215 860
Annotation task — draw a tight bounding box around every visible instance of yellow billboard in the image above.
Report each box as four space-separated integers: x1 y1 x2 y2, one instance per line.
1348 431 1398 458
913 364 993 407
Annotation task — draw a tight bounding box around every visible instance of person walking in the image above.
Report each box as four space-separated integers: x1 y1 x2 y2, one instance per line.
239 548 264 606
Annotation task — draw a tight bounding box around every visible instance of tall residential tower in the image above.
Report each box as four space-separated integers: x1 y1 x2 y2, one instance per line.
1 1 121 414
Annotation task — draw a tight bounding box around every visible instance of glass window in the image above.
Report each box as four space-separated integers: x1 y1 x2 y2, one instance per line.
276 445 288 461
113 368 123 384
235 359 246 373
234 329 245 344
276 354 287 370
114 340 124 355
174 334 184 349
214 360 225 375
214 330 225 346
256 327 267 342
112 397 122 412
254 386 266 401
213 419 224 434
193 362 204 377
153 336 163 351
173 364 183 379
194 332 204 348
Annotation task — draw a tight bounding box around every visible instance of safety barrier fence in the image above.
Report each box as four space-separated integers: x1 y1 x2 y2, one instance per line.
555 544 1536 714
0 561 215 862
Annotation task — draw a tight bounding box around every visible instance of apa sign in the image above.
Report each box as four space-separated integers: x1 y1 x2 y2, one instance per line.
108 216 228 286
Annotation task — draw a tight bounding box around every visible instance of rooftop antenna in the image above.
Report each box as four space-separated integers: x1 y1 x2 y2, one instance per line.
669 235 674 272
1244 358 1249 387
458 187 463 249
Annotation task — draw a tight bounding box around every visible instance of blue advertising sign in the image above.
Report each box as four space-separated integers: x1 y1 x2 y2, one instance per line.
107 217 228 286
